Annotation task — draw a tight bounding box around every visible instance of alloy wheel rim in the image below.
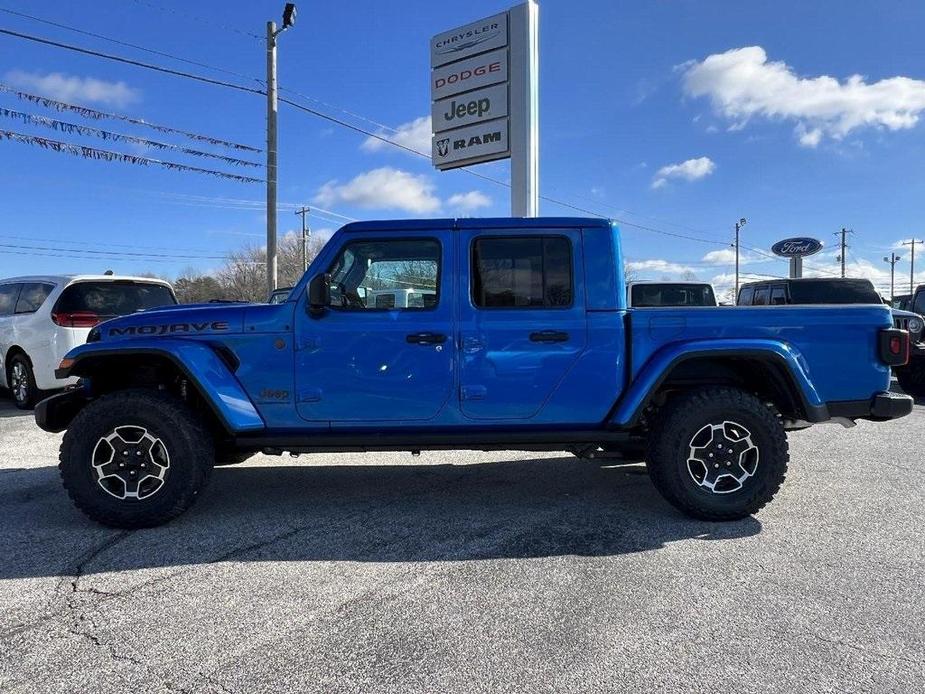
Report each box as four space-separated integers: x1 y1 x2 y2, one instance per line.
686 420 759 494
91 426 170 500
10 363 28 403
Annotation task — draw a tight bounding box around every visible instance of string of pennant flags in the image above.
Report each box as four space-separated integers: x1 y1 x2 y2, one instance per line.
0 83 262 153
0 107 262 168
0 129 264 184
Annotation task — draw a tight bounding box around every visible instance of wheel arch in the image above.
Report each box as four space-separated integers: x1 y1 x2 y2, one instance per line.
58 341 264 436
611 342 826 427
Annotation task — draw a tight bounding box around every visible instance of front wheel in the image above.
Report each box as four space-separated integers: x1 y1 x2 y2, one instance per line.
59 389 214 528
646 387 789 521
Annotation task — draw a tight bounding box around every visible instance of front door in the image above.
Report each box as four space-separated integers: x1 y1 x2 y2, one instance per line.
295 232 456 423
457 229 588 420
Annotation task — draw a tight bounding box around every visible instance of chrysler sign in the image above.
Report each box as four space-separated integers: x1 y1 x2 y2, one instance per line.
771 237 824 258
430 12 508 67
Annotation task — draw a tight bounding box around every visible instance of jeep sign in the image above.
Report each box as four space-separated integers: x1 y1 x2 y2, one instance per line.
432 83 508 132
771 237 824 258
432 120 509 170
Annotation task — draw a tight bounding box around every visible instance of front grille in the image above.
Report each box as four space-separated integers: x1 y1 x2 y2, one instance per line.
894 316 910 331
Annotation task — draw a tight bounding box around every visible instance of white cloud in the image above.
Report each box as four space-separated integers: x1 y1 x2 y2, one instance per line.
361 116 431 155
700 248 774 266
652 156 716 189
447 191 491 213
5 70 140 107
313 167 440 214
626 259 698 275
681 46 925 147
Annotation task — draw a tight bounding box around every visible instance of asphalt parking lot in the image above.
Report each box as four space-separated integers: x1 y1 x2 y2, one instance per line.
1 396 923 693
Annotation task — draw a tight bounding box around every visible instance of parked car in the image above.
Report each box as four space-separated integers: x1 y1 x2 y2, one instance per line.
892 294 912 311
0 275 177 408
893 285 925 396
36 218 911 529
737 277 924 342
626 281 717 308
268 287 293 305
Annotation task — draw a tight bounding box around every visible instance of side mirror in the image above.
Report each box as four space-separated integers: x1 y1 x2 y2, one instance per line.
307 273 330 316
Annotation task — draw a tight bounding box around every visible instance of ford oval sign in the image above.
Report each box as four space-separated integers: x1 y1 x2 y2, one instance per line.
771 237 824 258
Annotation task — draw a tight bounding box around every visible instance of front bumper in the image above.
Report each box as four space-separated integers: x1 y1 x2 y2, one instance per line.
826 391 914 422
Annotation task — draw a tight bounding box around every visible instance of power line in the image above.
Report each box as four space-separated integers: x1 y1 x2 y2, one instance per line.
127 0 262 41
0 27 263 96
0 6 263 82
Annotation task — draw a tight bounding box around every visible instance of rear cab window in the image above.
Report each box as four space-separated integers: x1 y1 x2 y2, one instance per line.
630 284 716 307
471 236 573 308
53 281 177 324
788 279 880 304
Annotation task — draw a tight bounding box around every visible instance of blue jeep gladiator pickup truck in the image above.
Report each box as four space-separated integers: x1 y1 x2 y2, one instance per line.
36 217 913 528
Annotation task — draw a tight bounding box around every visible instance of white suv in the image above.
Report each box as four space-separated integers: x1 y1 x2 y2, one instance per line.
0 275 177 409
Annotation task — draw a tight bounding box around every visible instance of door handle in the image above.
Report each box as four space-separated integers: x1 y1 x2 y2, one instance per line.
406 332 448 345
529 330 569 343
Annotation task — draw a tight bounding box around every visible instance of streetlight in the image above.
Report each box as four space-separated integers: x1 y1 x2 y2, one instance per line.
734 217 747 299
884 253 902 301
266 3 298 297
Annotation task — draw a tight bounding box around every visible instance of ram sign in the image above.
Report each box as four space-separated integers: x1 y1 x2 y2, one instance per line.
430 12 512 171
771 238 824 258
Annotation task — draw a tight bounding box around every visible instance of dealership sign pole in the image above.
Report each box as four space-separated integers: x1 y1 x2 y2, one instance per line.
430 2 539 217
771 237 824 278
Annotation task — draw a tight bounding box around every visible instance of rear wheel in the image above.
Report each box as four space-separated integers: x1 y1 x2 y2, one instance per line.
8 354 38 410
896 361 925 398
646 387 789 521
59 389 213 528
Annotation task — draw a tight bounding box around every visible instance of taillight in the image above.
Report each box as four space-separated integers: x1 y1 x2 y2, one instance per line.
879 328 910 366
51 311 101 328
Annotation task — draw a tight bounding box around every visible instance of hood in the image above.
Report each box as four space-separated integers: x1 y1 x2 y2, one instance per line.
90 303 247 342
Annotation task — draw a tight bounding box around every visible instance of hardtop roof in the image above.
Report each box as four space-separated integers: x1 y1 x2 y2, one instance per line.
339 217 614 233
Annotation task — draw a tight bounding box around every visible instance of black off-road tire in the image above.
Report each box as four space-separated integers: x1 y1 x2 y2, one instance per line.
895 361 925 398
59 389 214 528
8 354 39 410
646 387 789 521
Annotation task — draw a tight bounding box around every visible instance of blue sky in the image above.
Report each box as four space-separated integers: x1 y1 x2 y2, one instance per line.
1 0 925 297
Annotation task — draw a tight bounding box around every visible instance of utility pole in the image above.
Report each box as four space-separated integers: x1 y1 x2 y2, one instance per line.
883 252 902 301
295 206 311 271
265 4 297 298
903 239 923 293
834 228 853 278
734 217 747 298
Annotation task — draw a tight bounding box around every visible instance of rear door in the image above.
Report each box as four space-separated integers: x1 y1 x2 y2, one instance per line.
0 283 22 385
457 229 587 420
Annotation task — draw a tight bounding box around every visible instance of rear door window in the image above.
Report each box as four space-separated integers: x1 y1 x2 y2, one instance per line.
54 281 177 320
0 284 21 316
753 287 770 306
472 236 573 308
770 286 787 305
737 286 754 305
14 283 54 314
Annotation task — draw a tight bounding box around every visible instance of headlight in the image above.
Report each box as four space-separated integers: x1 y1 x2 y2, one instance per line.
909 317 923 335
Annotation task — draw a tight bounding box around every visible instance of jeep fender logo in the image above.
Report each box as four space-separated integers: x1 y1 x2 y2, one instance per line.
109 321 230 337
